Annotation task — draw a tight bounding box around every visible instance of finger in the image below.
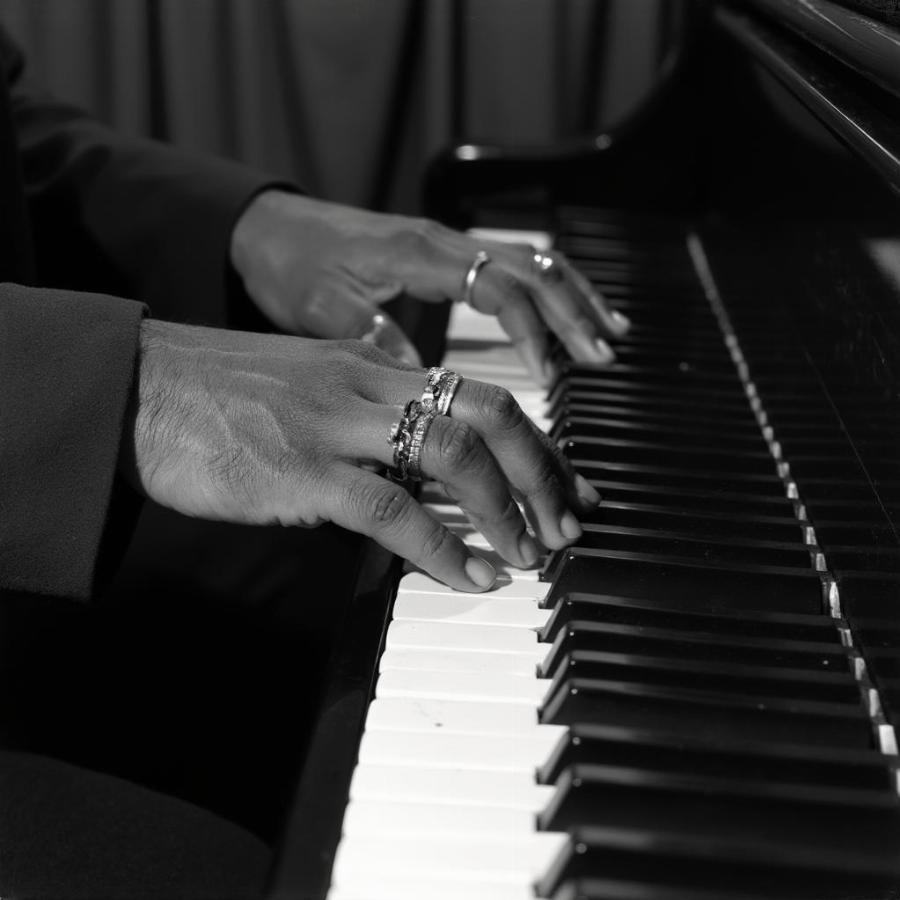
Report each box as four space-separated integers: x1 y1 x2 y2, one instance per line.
461 262 553 388
357 312 422 368
301 286 422 366
327 464 497 592
333 393 538 568
417 415 541 568
482 244 628 365
447 378 592 550
558 254 631 338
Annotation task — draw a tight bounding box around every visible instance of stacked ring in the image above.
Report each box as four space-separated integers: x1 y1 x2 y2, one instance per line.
388 399 436 482
421 366 463 417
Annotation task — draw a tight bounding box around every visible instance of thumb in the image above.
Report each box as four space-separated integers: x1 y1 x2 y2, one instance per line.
302 286 422 367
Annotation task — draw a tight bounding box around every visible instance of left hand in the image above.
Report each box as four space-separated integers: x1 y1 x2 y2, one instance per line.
230 191 630 385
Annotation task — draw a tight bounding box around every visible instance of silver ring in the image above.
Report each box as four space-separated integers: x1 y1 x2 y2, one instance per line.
406 409 436 481
358 312 387 345
532 251 562 283
461 251 491 305
388 399 435 482
421 366 463 417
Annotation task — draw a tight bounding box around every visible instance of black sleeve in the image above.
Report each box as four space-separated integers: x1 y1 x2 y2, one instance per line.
0 25 297 327
0 284 146 600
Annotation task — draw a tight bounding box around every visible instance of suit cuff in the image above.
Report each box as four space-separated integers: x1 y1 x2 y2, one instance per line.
0 284 146 599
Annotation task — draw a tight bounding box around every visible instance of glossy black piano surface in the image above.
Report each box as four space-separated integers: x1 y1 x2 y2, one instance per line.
268 3 900 899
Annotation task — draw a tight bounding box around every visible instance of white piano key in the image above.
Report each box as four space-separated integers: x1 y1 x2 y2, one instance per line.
357 727 560 773
385 619 545 655
398 571 550 601
349 764 555 811
446 306 509 342
331 833 566 886
379 645 539 676
375 667 550 705
341 798 535 839
364 696 557 738
424 503 474 522
393 592 550 629
466 227 553 250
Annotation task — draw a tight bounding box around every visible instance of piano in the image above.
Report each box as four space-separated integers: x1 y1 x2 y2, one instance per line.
267 2 900 898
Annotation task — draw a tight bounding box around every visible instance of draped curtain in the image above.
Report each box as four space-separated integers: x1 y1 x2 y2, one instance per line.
0 0 667 214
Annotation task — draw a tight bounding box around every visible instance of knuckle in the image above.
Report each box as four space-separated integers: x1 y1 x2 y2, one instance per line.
435 419 483 471
418 521 454 562
485 385 523 427
468 382 525 433
525 451 564 504
355 480 413 530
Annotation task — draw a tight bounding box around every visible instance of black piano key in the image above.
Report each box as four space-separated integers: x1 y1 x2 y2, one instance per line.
601 345 737 370
575 460 789 499
542 649 860 704
549 374 747 406
538 827 900 900
539 622 852 676
554 418 771 454
538 723 896 790
539 593 842 644
550 400 760 433
565 437 777 476
550 878 793 900
544 549 825 615
538 765 900 854
539 678 872 748
570 524 813 570
586 481 795 516
576 503 804 543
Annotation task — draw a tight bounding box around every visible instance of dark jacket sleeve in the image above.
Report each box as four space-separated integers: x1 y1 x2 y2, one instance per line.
0 26 296 327
0 284 146 599
0 28 298 599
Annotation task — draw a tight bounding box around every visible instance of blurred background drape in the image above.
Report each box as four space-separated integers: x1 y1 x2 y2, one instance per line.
0 0 667 214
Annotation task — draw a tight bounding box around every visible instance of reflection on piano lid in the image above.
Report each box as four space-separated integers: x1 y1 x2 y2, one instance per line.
268 4 900 899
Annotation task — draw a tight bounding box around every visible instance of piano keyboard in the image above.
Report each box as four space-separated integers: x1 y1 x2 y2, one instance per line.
325 214 900 900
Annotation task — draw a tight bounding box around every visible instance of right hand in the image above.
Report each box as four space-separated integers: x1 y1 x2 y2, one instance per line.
120 320 601 592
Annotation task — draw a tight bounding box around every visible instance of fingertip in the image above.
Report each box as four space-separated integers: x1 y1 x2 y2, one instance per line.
610 309 631 334
464 555 497 591
517 532 541 568
594 338 615 364
559 510 583 542
574 473 601 508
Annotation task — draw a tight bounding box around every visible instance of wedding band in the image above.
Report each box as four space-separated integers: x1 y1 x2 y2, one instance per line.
421 366 463 417
462 251 491 305
532 251 563 283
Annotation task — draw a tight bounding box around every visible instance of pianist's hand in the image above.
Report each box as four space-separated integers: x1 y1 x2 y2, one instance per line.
120 320 601 592
230 190 629 387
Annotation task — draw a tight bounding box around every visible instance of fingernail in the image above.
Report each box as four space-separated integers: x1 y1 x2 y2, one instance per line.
559 510 582 542
465 556 496 589
610 309 631 332
518 532 540 568
574 474 601 507
594 338 614 363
